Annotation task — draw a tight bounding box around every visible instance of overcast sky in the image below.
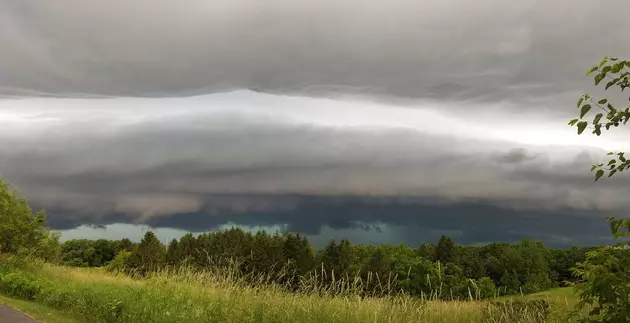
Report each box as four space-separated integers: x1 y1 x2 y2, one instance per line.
1 0 629 247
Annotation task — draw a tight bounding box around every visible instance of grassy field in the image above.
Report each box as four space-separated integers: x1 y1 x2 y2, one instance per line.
0 256 586 323
508 287 579 305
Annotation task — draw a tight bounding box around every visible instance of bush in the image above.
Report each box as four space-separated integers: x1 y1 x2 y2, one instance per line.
0 179 50 255
0 255 30 274
0 271 42 300
476 277 497 299
572 246 630 323
106 251 132 273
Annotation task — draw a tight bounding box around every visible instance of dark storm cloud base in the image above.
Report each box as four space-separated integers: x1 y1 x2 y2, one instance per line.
47 196 613 248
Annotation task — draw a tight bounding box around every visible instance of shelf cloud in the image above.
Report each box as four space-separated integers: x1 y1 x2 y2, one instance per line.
1 0 629 246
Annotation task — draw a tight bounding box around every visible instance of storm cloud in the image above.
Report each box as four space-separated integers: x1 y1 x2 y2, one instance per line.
1 0 629 106
1 0 629 246
1 92 627 245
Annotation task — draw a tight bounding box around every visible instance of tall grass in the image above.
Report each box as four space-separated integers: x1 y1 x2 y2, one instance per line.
0 254 573 323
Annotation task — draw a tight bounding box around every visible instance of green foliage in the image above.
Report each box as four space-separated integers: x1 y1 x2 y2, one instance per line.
571 247 630 323
435 235 456 263
61 238 134 267
570 57 630 181
30 231 62 264
57 226 595 301
126 231 166 275
569 57 630 323
166 239 179 265
0 271 42 300
417 242 436 261
549 246 596 287
0 179 51 255
476 277 497 299
500 270 521 295
106 251 132 273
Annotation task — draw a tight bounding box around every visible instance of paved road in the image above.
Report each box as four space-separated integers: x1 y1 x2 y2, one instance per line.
0 305 38 323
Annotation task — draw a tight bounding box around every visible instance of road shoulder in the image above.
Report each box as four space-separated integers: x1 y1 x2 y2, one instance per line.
0 294 83 323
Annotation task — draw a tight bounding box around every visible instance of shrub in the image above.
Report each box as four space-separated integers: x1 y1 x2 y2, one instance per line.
0 179 51 255
106 251 132 273
571 246 630 323
0 255 30 274
0 271 42 300
476 277 497 299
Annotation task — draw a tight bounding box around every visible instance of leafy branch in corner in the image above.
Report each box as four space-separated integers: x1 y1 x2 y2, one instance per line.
569 57 630 182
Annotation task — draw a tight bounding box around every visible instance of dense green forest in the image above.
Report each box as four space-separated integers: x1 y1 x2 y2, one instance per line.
59 229 601 300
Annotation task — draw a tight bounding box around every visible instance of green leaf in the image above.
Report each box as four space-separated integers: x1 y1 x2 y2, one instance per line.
595 169 604 181
608 152 615 155
602 65 612 74
586 66 599 76
568 118 579 126
595 74 604 85
598 99 608 104
591 164 597 172
609 169 618 177
606 80 617 90
593 113 603 124
580 104 592 118
577 97 584 108
611 219 621 234
599 58 608 67
577 121 588 134
608 159 616 165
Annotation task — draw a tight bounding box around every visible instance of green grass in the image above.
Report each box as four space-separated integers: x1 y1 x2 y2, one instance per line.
526 287 580 304
501 287 589 320
0 256 585 323
0 293 84 323
502 287 579 303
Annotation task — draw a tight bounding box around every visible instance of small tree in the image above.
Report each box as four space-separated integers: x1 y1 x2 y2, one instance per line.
31 231 62 263
0 179 50 255
166 238 179 265
475 277 497 299
127 231 166 275
435 236 456 264
115 238 135 253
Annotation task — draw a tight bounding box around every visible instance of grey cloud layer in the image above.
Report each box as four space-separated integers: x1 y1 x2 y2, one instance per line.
2 0 629 107
1 96 626 233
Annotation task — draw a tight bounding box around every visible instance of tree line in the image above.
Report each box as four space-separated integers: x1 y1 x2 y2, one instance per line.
59 228 602 300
